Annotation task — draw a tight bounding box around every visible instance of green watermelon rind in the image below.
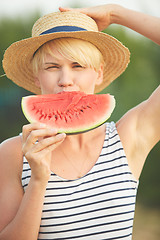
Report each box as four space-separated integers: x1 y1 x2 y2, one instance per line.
21 94 115 134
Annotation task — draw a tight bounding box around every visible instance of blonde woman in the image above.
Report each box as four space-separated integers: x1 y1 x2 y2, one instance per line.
0 4 160 240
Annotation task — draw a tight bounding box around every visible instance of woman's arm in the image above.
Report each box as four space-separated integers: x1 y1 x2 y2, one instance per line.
59 4 160 45
0 136 47 240
116 85 160 180
0 124 66 240
110 5 160 45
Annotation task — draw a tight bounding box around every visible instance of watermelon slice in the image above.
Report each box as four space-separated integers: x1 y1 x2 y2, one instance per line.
21 91 115 134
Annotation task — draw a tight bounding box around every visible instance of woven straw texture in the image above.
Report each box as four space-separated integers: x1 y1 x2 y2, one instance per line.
3 11 130 94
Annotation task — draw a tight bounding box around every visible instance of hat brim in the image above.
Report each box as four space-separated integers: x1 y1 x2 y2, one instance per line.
3 30 130 94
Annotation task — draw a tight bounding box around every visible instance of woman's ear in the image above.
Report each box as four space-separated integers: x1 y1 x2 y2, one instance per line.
34 77 41 88
95 64 104 86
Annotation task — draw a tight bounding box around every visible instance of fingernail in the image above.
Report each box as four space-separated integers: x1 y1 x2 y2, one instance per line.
57 133 66 139
50 129 58 134
40 123 46 127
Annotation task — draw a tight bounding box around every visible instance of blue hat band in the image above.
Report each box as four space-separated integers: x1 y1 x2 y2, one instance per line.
40 25 87 35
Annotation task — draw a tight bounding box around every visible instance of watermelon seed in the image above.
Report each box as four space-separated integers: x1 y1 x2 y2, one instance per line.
65 116 68 123
48 114 52 120
66 112 72 119
43 114 47 119
39 115 44 120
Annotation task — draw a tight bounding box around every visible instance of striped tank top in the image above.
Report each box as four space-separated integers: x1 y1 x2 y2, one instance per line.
22 122 138 240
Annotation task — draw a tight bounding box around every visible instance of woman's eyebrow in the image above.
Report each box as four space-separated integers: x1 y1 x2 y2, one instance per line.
44 62 59 65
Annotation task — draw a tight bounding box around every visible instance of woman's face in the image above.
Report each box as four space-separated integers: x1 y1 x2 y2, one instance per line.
35 47 103 95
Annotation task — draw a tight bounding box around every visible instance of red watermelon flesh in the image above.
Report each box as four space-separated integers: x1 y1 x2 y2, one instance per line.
21 91 115 134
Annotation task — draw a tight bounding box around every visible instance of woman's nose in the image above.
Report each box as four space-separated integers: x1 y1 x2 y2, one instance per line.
58 67 74 87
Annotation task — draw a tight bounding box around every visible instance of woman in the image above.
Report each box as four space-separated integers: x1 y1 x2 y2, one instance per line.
0 3 159 240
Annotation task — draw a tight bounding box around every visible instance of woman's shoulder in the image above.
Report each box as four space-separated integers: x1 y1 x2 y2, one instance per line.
0 135 22 156
0 135 23 178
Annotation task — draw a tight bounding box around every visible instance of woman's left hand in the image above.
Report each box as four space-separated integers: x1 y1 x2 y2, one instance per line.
59 4 122 31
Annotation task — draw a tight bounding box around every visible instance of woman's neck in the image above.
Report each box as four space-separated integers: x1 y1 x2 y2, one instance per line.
64 124 106 151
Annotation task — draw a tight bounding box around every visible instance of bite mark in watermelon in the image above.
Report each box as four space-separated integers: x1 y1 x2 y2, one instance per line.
21 91 115 134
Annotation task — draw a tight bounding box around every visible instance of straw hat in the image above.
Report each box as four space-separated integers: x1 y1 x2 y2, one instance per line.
2 11 130 94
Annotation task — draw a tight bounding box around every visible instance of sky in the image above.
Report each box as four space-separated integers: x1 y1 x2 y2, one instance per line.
0 0 160 19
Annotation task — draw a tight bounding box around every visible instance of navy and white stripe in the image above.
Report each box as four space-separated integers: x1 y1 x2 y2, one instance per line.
22 122 138 240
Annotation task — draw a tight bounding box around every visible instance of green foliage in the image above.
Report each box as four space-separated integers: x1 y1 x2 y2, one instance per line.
0 13 40 138
0 15 159 207
101 26 159 119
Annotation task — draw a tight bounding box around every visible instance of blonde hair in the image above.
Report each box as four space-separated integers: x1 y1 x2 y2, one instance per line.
32 38 104 75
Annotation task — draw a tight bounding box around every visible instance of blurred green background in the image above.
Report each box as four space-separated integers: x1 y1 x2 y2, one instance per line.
0 6 160 239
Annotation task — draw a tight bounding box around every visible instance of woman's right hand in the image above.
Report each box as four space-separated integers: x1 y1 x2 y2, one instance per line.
22 123 66 184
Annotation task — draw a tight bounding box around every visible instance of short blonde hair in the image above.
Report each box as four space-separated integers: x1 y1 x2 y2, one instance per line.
32 38 104 75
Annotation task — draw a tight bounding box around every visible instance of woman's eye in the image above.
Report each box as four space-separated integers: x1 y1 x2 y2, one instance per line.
45 65 59 70
73 64 83 68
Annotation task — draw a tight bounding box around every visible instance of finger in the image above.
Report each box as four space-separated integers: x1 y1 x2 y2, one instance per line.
24 133 65 161
59 6 87 14
22 123 46 143
43 136 65 153
32 133 66 153
59 7 74 12
24 133 66 173
22 128 58 154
